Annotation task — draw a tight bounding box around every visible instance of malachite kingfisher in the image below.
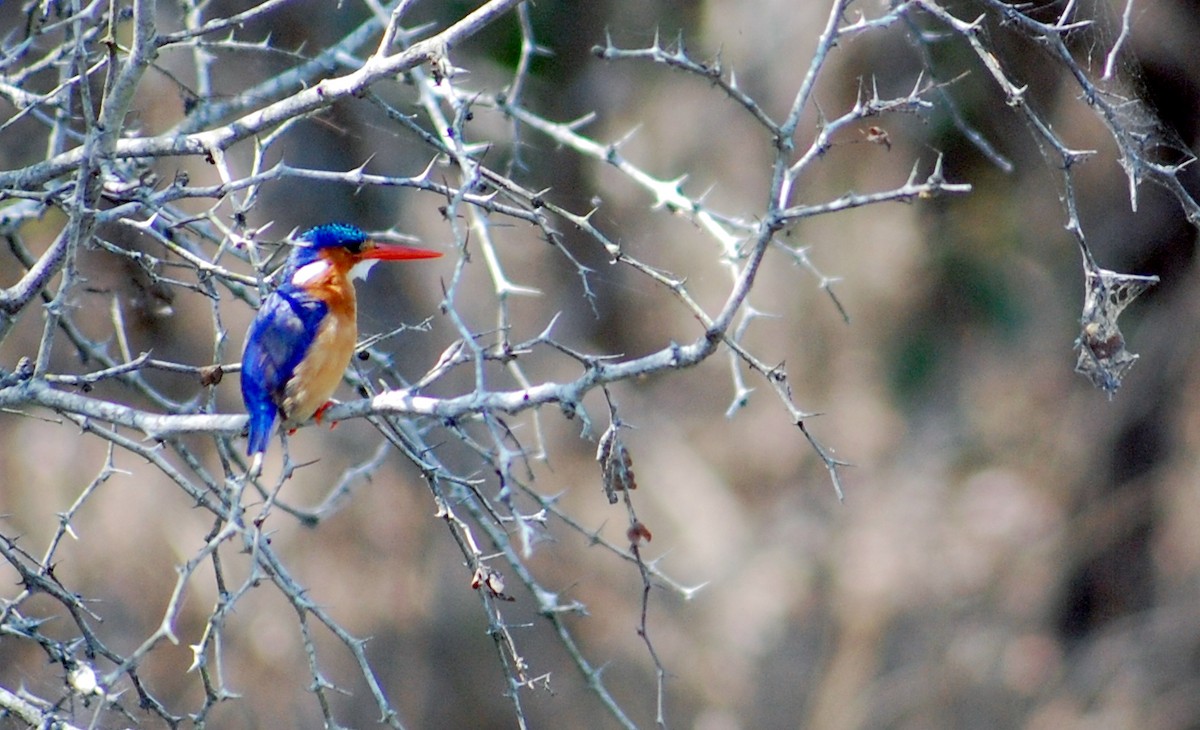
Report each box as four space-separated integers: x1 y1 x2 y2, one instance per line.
240 223 441 474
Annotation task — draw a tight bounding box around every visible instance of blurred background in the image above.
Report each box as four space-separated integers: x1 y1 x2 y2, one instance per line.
3 0 1200 728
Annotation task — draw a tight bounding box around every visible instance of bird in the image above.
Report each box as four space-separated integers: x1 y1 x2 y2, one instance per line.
240 223 441 475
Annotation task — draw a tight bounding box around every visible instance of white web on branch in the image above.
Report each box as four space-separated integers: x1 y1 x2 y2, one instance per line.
1073 253 1158 397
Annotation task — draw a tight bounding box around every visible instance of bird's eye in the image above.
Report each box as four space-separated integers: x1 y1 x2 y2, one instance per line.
344 238 364 255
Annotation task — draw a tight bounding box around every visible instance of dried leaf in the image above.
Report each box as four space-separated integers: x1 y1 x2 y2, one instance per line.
198 364 223 387
627 521 653 545
864 125 892 150
471 566 513 601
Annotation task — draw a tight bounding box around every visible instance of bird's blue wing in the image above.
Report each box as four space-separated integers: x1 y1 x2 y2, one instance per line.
241 288 329 456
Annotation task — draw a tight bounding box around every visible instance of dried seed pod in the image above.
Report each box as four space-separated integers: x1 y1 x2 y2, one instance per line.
597 423 638 505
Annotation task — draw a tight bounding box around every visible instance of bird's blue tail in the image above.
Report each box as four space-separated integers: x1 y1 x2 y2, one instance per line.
245 403 277 458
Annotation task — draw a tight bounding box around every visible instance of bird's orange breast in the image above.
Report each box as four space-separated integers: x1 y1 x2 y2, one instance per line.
280 255 359 423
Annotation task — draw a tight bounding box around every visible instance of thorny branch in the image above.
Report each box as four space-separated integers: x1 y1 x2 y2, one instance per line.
0 0 1180 727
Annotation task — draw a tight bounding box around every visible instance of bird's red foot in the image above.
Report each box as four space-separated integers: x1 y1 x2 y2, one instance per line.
313 400 340 430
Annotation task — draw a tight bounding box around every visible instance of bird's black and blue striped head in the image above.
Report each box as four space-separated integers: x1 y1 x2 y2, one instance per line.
293 223 369 262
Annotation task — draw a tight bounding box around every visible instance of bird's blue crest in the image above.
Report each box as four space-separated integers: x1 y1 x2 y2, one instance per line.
296 223 368 250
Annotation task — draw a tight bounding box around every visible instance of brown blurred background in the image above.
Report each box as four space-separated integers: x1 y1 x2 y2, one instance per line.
3 0 1200 728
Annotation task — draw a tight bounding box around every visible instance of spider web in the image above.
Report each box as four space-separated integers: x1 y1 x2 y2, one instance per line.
1027 0 1179 395
1066 0 1197 191
1073 250 1158 397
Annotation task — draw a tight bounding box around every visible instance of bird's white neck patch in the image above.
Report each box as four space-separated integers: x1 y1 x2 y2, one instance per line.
292 260 330 287
349 258 379 281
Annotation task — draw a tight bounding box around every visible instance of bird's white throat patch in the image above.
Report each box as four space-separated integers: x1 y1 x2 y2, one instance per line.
349 258 379 280
291 260 330 286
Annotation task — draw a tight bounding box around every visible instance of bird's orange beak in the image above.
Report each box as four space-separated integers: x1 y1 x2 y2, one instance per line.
358 241 443 261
